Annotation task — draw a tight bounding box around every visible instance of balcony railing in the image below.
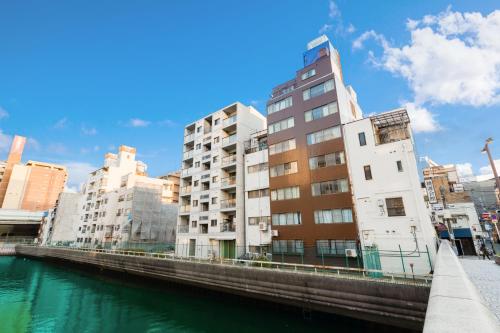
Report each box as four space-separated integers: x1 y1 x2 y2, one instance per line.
183 150 194 160
180 205 191 213
181 168 192 177
223 115 237 128
204 126 212 134
220 223 235 232
221 155 237 166
221 176 236 187
185 133 195 142
180 186 192 194
177 225 189 233
222 134 237 146
221 198 236 209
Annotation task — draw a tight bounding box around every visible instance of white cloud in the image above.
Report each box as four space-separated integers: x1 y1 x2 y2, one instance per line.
0 107 9 120
0 130 12 152
455 162 474 178
81 124 97 136
47 143 67 155
127 118 151 127
404 102 440 133
158 119 177 127
53 117 68 129
328 0 340 18
319 1 355 36
354 8 500 107
63 161 98 191
26 137 40 151
479 159 500 177
319 24 333 34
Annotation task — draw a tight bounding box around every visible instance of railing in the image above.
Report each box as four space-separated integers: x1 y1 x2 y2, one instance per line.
177 225 189 233
180 186 192 194
17 244 433 286
220 223 235 232
221 199 236 209
183 150 194 160
185 133 195 142
180 205 191 213
223 115 237 127
222 134 237 146
204 126 212 134
221 176 236 187
222 155 237 166
181 168 192 177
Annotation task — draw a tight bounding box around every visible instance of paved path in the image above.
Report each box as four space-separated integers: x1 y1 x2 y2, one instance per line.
460 256 500 323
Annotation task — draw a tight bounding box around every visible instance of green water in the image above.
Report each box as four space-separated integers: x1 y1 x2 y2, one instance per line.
0 257 395 333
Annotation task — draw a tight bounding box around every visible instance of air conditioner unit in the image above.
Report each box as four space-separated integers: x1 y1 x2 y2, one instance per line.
259 222 268 231
345 248 357 258
271 230 279 237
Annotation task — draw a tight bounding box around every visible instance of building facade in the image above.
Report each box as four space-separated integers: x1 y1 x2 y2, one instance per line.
176 102 266 258
0 135 67 211
265 35 363 265
75 146 178 248
38 192 81 245
343 109 437 274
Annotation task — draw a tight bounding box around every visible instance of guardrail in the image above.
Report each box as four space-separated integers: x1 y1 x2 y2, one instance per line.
18 244 432 286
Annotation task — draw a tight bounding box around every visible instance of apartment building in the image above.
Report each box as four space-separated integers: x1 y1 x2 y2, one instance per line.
38 192 81 245
158 171 180 203
423 161 482 255
265 35 362 265
75 146 178 248
244 130 272 255
176 102 266 258
0 135 67 211
343 109 437 274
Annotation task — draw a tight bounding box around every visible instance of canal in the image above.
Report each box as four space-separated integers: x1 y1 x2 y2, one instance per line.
0 256 405 333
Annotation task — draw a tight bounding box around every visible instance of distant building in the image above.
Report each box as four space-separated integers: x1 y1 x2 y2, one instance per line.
38 192 81 245
343 109 437 274
462 175 499 213
74 146 178 248
158 171 180 203
0 135 67 211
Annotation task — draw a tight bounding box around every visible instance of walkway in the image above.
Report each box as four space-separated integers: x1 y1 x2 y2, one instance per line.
460 256 500 323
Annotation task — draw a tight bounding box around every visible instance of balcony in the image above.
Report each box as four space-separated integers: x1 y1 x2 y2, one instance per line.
223 115 237 128
185 133 195 142
183 149 194 160
221 198 236 209
222 134 237 147
177 225 189 233
204 126 212 134
221 155 237 166
221 175 236 187
181 168 192 177
180 205 191 213
180 186 192 194
220 223 235 232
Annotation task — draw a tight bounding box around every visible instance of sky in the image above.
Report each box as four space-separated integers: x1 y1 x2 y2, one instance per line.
0 0 499 190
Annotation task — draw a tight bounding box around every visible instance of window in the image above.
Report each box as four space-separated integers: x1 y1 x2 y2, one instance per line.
309 151 345 169
272 240 304 254
214 118 220 125
268 117 294 134
267 96 293 114
314 209 353 224
247 162 268 173
386 197 406 216
211 219 217 227
316 240 356 256
271 186 300 201
305 102 338 122
195 161 200 168
193 180 199 187
307 126 341 145
270 161 298 177
191 221 197 228
211 197 217 204
272 212 301 225
196 143 201 150
248 189 269 199
397 160 403 172
213 137 220 144
192 200 198 207
358 132 366 146
311 179 348 196
126 193 133 201
212 176 218 183
213 156 218 163
196 126 202 133
301 68 316 80
303 79 334 100
364 165 372 180
249 216 271 225
269 138 296 155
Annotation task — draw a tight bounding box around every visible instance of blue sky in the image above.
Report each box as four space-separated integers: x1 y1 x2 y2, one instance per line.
0 0 499 189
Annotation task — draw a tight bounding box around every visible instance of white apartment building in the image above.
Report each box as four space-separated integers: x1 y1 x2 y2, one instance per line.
244 130 272 255
176 102 266 259
38 192 81 245
343 109 437 274
75 146 178 248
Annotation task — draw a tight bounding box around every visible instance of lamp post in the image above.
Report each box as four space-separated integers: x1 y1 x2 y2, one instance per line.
481 137 500 244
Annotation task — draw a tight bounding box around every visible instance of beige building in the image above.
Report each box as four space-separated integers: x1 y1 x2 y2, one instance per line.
158 171 180 203
0 135 67 211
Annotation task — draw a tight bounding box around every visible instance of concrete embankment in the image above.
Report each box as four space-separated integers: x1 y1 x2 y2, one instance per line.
16 245 430 330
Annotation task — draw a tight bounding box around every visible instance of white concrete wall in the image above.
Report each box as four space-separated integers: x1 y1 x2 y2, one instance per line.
2 164 29 209
50 192 82 243
343 116 437 274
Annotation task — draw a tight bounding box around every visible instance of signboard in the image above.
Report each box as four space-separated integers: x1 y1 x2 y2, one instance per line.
425 179 437 203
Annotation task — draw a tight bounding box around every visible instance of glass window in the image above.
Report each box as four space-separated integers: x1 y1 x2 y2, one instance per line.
314 209 353 224
301 68 316 80
364 165 372 180
306 126 341 145
270 161 298 177
271 186 300 201
267 96 293 114
311 179 348 196
247 162 268 173
358 132 366 146
309 151 345 170
397 160 403 172
386 197 406 216
268 117 295 134
304 102 338 122
269 139 296 155
303 79 334 100
272 212 301 225
273 240 303 254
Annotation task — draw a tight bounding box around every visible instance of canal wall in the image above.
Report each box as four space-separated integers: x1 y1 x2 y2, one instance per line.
423 241 500 333
16 245 430 330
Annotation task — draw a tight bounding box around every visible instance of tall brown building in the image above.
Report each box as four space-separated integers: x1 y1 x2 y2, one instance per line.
266 36 363 264
0 135 67 211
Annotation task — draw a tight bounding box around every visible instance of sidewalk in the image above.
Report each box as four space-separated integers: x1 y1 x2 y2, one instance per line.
460 256 500 323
